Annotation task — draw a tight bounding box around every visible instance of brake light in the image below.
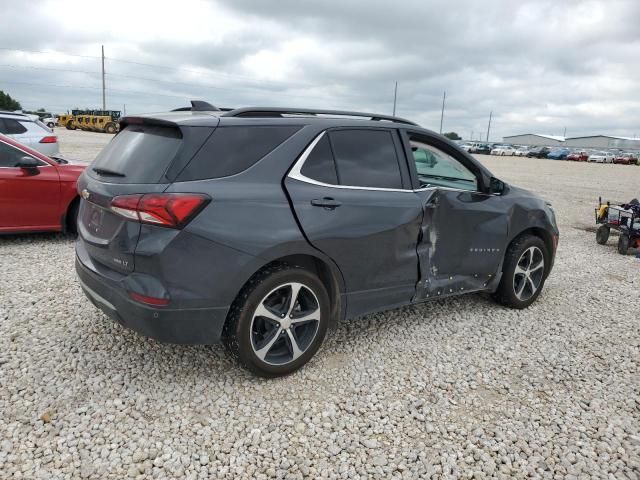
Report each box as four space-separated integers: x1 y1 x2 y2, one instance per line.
110 193 210 228
128 291 170 307
40 136 57 143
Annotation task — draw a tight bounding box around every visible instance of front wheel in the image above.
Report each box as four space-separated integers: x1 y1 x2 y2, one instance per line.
223 264 330 377
492 234 548 309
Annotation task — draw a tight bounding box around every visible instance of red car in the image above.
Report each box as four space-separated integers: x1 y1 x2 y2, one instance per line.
0 133 85 234
566 150 589 162
613 153 638 165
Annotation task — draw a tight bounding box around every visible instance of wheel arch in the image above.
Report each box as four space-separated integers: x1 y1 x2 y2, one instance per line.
507 226 555 278
232 252 345 329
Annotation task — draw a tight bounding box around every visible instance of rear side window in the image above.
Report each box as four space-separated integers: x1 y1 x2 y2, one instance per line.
328 129 402 189
177 125 301 181
0 118 28 134
90 125 182 183
300 135 338 184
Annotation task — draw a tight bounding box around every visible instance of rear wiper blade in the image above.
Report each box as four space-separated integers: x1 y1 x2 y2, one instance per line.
92 167 126 177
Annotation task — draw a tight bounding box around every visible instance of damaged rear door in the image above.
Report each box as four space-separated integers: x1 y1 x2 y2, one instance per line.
401 131 509 300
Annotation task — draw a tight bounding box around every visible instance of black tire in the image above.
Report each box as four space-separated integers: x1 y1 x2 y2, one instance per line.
47 122 55 128
596 225 610 245
492 234 549 309
66 122 76 130
105 123 116 134
65 200 80 236
618 234 630 255
222 263 330 377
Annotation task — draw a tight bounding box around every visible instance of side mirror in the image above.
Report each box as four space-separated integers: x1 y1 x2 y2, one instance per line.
16 156 41 173
489 177 505 195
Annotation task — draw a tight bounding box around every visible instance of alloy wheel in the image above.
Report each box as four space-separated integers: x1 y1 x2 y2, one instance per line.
513 246 545 301
250 282 321 365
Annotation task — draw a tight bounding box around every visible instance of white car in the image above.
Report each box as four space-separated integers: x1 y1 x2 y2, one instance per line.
491 145 516 156
42 117 58 128
513 147 528 156
588 151 615 163
0 111 59 156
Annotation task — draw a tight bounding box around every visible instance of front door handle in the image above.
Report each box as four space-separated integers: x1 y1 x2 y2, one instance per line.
311 197 341 210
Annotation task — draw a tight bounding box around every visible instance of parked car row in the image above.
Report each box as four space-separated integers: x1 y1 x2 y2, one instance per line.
458 139 639 164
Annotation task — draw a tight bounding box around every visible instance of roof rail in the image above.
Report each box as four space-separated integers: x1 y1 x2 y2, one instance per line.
221 107 418 126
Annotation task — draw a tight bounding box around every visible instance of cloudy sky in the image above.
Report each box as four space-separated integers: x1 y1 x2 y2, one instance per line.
1 0 638 140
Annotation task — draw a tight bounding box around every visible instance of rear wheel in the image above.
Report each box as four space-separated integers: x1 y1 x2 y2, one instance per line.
105 123 116 134
223 264 330 377
618 234 630 255
596 225 610 245
492 234 548 309
66 121 76 130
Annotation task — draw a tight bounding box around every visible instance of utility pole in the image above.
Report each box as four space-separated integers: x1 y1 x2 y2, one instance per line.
123 104 126 116
563 126 567 138
439 91 446 134
470 130 473 141
101 45 106 111
392 81 398 116
486 111 493 142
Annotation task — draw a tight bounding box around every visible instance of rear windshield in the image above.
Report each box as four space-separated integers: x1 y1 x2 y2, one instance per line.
90 125 182 183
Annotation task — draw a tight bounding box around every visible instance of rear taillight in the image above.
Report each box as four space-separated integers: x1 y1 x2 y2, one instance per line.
110 193 210 228
40 136 57 143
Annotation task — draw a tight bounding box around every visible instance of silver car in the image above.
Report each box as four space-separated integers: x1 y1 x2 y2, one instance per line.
0 111 60 156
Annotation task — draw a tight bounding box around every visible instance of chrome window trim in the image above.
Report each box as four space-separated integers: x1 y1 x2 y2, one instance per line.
289 131 498 197
288 131 414 193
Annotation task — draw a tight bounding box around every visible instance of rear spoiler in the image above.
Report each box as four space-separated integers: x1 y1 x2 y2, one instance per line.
119 116 179 129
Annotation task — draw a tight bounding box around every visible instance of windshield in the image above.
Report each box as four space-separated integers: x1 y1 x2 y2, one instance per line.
90 125 182 183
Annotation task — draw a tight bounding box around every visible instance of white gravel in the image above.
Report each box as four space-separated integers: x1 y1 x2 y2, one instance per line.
1 136 639 479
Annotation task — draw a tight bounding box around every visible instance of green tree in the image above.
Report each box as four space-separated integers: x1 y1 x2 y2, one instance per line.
0 90 22 110
443 132 461 140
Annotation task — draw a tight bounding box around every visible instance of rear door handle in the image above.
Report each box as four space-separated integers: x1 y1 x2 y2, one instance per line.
311 197 341 210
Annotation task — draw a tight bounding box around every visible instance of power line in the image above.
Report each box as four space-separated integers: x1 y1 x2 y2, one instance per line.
0 47 101 60
0 64 101 76
0 57 375 103
0 47 301 89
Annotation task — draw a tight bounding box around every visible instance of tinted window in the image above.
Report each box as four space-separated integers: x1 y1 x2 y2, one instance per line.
90 125 182 183
300 135 338 184
0 118 28 134
177 125 301 181
0 141 46 167
329 129 402 189
411 140 477 191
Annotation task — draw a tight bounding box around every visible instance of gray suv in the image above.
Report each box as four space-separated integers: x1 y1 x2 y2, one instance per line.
76 103 559 377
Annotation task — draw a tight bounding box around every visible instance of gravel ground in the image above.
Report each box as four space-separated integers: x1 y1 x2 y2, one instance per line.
1 134 639 479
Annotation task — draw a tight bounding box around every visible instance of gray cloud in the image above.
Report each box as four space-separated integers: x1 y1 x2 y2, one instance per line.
0 0 638 139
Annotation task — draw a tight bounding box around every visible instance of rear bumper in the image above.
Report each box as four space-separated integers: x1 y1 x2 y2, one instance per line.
76 256 229 344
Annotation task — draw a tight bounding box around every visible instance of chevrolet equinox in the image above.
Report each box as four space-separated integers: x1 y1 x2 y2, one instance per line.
76 102 559 377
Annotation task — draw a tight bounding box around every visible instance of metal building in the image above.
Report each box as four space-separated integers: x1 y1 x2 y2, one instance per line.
563 135 640 150
502 134 565 147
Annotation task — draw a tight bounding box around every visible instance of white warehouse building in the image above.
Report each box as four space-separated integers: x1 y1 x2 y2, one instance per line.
502 134 565 147
563 135 640 150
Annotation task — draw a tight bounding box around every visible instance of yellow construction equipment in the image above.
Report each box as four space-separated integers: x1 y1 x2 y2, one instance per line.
57 114 76 130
